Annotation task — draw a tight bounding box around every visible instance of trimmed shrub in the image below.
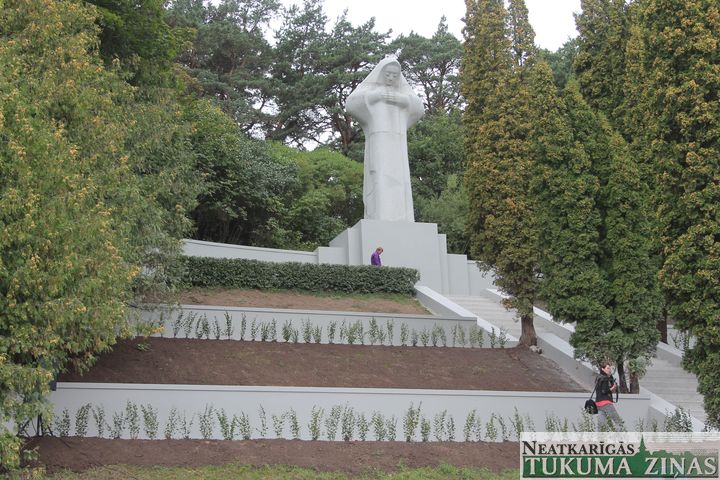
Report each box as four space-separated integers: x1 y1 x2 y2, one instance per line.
180 256 419 295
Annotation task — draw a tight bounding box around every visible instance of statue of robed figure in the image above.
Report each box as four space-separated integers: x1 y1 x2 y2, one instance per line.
346 56 424 222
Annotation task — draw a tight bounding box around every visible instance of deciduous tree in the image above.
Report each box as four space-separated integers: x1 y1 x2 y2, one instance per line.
88 0 191 86
185 99 295 245
0 0 139 472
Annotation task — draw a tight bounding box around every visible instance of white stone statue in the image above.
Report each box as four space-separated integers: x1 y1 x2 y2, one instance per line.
346 56 424 222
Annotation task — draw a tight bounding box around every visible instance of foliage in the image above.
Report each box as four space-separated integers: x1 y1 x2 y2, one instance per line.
406 107 467 255
627 0 720 426
407 109 464 200
169 0 466 159
573 0 630 128
180 256 420 295
174 0 393 152
538 38 578 90
532 66 660 392
186 103 363 251
122 89 202 302
265 143 363 250
169 0 279 133
87 0 192 87
269 3 393 154
0 0 141 473
393 17 463 115
0 0 207 472
266 0 331 147
185 99 296 246
462 0 540 346
415 174 469 254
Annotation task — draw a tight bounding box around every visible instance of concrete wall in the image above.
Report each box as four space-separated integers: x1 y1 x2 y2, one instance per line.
468 262 496 295
330 220 447 292
47 382 652 441
315 246 345 265
184 239 316 264
139 304 495 348
447 255 470 295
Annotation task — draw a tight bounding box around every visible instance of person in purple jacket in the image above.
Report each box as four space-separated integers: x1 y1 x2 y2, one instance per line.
370 247 383 266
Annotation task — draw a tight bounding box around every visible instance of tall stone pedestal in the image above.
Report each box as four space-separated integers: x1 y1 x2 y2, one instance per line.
317 219 485 294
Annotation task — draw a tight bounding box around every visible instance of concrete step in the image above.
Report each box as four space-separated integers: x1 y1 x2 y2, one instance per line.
446 292 707 426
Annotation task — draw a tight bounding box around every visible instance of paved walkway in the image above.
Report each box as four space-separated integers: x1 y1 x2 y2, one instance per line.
447 290 707 426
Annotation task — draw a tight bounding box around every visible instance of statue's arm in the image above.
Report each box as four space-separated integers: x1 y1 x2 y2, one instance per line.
346 88 370 126
369 89 410 107
366 88 383 105
390 92 410 107
406 91 424 126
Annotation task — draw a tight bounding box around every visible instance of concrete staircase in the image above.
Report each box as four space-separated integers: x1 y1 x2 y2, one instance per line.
446 290 707 427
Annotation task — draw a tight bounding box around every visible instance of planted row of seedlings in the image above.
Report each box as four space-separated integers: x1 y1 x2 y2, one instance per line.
165 312 509 348
49 401 694 442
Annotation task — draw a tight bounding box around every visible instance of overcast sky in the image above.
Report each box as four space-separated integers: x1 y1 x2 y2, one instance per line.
290 0 581 52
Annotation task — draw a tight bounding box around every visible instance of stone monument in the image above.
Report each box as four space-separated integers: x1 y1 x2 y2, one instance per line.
346 56 424 222
311 56 478 293
184 58 487 294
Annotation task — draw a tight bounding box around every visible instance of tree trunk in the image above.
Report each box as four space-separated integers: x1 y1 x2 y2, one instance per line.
519 313 537 347
657 306 668 344
616 361 629 394
629 371 640 394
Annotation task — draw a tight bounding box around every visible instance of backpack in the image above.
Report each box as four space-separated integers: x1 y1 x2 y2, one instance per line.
584 380 598 415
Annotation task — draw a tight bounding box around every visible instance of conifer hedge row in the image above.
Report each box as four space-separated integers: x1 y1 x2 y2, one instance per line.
181 256 420 295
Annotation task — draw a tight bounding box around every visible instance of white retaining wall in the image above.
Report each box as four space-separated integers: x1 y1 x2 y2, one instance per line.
139 304 505 348
183 239 316 264
47 383 652 441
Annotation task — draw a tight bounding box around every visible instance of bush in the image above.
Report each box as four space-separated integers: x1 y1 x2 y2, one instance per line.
180 256 419 295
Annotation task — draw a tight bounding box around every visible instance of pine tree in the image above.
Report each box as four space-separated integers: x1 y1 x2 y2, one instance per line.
630 0 720 426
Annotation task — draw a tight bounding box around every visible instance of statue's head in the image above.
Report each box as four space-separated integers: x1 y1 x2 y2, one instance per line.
382 63 400 87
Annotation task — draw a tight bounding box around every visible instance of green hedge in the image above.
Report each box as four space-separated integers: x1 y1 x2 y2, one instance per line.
181 256 420 295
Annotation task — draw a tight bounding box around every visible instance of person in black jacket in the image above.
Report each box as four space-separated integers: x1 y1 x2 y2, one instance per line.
595 360 622 430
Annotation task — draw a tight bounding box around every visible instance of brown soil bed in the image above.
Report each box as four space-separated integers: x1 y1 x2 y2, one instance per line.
44 290 574 475
29 437 520 475
59 338 585 392
178 288 430 315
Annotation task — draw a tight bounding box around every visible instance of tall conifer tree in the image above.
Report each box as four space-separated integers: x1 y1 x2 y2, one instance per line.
599 127 662 392
532 60 661 392
507 0 535 69
462 0 540 346
531 76 613 370
574 0 630 129
629 0 720 425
